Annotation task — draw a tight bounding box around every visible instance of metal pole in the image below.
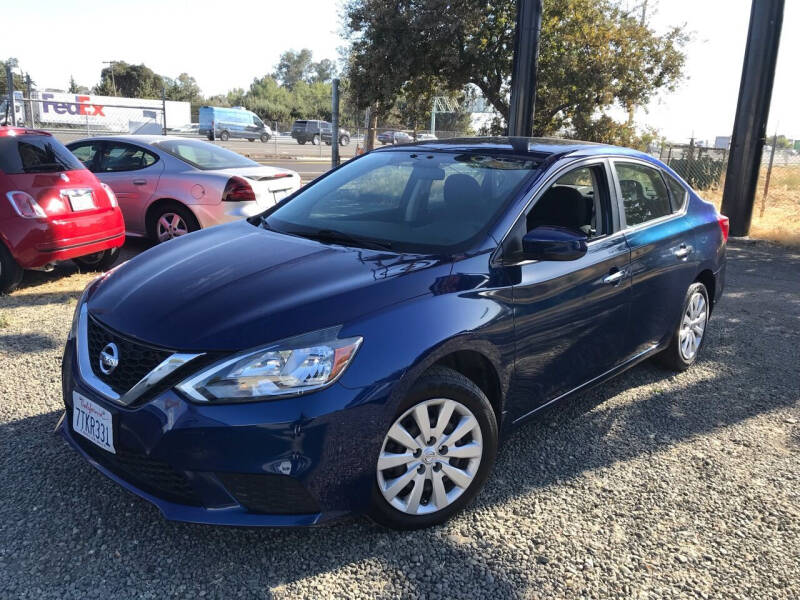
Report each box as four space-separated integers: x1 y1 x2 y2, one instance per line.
430 101 436 136
25 73 34 128
162 85 167 135
331 78 340 168
6 64 15 127
760 130 778 217
721 0 784 237
507 0 542 137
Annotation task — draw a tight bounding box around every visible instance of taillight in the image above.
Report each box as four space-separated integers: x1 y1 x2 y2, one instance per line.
222 176 256 202
6 191 46 218
717 214 730 243
101 183 118 208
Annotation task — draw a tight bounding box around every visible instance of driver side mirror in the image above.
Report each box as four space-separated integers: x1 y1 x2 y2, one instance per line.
520 226 588 261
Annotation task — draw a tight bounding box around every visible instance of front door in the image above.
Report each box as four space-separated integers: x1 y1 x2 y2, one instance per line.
95 142 163 235
504 160 631 422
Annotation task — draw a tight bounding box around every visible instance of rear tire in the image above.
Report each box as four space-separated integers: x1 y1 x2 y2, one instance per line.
655 281 710 371
147 202 200 244
73 247 120 272
248 138 255 142
298 139 306 145
219 130 230 141
368 366 498 530
0 243 24 294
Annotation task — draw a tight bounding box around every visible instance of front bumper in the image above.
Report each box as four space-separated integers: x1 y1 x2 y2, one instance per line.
59 339 393 526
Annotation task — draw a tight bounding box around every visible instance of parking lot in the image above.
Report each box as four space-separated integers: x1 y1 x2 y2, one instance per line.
0 238 797 599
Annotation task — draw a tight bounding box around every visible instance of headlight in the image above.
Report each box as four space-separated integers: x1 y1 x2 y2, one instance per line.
176 326 362 403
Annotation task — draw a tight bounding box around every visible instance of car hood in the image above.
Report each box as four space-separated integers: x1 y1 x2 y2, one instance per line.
88 220 450 351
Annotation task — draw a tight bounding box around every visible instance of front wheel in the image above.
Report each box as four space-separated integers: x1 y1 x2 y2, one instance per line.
369 366 498 530
73 247 120 272
656 281 710 371
311 134 320 145
340 135 350 146
260 133 270 142
0 243 24 294
297 139 306 145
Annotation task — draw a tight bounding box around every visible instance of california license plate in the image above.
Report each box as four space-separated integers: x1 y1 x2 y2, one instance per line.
72 391 115 453
66 190 95 212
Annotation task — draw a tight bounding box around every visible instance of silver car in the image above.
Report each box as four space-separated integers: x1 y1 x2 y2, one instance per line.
66 136 301 243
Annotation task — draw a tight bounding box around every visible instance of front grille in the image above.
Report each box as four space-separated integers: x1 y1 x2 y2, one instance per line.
69 408 201 506
87 317 172 395
216 472 321 515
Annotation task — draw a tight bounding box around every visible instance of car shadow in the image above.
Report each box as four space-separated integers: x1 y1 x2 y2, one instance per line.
1 240 797 598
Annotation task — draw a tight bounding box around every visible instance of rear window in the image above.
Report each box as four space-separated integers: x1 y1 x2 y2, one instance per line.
153 139 259 170
0 135 85 174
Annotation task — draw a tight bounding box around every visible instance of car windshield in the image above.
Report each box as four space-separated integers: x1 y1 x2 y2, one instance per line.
0 135 85 174
153 139 259 170
263 150 540 253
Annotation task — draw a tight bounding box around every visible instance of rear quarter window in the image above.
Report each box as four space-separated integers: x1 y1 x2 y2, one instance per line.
665 172 688 211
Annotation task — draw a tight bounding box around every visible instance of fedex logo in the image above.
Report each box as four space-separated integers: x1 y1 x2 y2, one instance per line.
41 93 105 117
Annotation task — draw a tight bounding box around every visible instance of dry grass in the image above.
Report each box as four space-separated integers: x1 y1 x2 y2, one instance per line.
700 167 800 246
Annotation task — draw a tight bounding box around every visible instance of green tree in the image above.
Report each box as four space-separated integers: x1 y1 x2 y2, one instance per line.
273 49 315 89
0 58 29 96
68 75 90 94
94 61 164 98
344 0 688 145
164 73 201 102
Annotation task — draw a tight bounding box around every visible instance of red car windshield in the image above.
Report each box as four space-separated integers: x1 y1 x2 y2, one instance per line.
0 135 85 174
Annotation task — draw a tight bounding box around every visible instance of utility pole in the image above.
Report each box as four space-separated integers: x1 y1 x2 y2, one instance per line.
5 62 15 127
721 0 784 237
103 61 117 96
331 78 341 168
507 0 542 137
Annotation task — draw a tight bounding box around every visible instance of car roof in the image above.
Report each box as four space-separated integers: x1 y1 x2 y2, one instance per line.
0 126 52 138
377 136 650 162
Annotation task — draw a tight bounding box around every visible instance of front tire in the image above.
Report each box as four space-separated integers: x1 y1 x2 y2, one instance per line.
340 135 350 146
148 202 200 244
73 247 120 272
656 281 710 371
369 366 498 530
311 134 320 145
0 243 24 294
260 133 270 142
298 139 306 145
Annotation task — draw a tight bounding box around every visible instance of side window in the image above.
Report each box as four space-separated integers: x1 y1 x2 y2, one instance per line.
69 142 103 170
310 164 413 217
526 165 607 238
614 162 672 227
99 143 158 172
664 172 688 212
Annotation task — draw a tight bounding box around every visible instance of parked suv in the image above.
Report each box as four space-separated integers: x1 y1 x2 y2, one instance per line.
291 120 342 145
321 125 351 146
0 128 125 293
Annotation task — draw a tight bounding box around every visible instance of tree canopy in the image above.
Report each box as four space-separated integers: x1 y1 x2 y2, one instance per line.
344 0 688 144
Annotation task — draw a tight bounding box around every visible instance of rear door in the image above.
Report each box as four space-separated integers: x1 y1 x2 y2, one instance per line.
96 142 163 235
612 159 699 355
505 159 632 421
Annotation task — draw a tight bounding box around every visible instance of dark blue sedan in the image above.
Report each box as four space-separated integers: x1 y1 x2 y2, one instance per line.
58 138 728 529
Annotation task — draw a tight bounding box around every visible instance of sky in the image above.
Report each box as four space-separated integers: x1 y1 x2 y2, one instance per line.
2 0 797 143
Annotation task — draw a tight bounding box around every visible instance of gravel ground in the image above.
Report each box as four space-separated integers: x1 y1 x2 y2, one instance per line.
0 239 798 600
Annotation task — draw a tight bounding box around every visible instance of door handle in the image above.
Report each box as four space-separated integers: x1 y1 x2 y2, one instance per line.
674 245 692 259
132 179 147 186
603 269 625 285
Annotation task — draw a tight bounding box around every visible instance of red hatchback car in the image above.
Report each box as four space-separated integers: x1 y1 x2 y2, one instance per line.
0 128 125 293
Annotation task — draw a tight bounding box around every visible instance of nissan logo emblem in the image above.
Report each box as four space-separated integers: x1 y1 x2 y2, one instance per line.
99 342 119 375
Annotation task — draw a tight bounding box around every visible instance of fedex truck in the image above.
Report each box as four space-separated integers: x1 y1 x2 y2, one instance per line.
1 91 190 134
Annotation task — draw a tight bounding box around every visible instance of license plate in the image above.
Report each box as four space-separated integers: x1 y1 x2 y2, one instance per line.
72 391 115 453
66 190 95 212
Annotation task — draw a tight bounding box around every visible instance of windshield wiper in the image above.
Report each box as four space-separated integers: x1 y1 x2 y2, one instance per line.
288 228 394 251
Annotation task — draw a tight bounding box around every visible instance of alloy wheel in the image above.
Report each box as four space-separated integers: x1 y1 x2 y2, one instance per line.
679 290 707 361
376 398 483 516
157 213 189 242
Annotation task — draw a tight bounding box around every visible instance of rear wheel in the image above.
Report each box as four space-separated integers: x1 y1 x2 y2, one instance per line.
248 138 255 142
369 366 498 530
656 281 710 371
0 243 24 294
73 247 120 272
148 202 200 244
219 130 230 141
298 139 306 145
